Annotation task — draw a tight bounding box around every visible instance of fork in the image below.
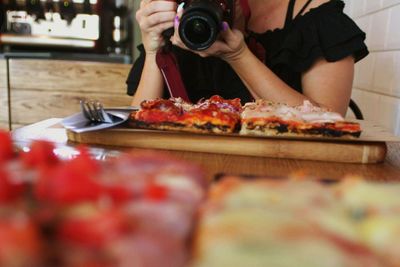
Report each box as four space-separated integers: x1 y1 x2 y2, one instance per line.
80 100 114 123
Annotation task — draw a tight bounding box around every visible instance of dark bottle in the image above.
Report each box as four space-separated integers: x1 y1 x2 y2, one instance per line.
8 0 21 10
26 0 45 20
44 0 55 13
0 1 4 31
59 0 77 24
83 0 92 15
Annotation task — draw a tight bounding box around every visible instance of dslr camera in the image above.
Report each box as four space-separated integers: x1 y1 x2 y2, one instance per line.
177 0 235 51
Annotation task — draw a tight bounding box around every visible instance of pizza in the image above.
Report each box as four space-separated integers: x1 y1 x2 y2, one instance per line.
0 130 206 267
129 96 362 138
189 176 399 267
240 99 362 138
129 95 242 134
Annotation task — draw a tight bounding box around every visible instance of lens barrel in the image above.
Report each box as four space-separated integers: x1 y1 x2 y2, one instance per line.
178 0 224 51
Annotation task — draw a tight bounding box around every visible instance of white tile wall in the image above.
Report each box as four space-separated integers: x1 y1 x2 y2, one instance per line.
386 5 400 49
345 0 400 136
372 52 395 95
368 9 390 51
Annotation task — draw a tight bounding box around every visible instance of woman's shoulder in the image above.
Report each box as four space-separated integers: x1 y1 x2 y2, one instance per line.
295 0 346 20
299 0 332 15
256 0 368 72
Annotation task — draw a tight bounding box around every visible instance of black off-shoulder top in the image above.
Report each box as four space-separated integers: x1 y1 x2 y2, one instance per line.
126 0 368 104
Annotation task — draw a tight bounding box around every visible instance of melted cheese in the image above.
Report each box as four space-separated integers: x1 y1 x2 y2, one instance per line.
242 100 344 123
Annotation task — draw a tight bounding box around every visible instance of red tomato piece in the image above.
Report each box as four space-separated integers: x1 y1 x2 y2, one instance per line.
0 217 42 266
70 146 101 177
144 184 168 201
0 169 26 203
21 140 59 169
35 163 103 204
58 210 130 249
35 146 103 204
0 130 13 164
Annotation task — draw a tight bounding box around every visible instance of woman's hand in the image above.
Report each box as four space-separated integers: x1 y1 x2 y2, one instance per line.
136 0 177 55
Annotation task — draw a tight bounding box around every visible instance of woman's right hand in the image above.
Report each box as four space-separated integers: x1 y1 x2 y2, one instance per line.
136 0 177 55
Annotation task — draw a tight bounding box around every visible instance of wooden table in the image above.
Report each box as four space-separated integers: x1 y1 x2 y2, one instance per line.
12 119 400 181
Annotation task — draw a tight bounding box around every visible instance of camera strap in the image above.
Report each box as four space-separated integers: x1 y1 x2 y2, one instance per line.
155 50 191 103
239 0 250 22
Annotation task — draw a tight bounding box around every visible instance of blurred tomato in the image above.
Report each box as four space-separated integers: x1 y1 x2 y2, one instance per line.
35 146 102 204
0 130 13 164
0 169 26 203
21 140 59 169
0 216 42 267
58 209 130 249
145 184 169 201
35 164 103 204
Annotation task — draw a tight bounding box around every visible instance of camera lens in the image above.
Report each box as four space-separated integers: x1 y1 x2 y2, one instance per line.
178 1 224 51
184 17 213 45
192 19 208 36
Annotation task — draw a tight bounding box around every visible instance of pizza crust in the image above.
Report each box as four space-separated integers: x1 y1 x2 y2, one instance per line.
240 122 361 139
129 120 235 134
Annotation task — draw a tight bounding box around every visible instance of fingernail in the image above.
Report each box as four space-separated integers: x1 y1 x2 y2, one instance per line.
174 16 179 28
222 21 229 31
177 2 185 13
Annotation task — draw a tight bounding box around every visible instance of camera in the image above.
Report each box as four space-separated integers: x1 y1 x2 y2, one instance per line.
177 0 235 51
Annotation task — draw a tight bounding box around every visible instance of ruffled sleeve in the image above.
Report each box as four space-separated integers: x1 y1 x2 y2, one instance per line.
256 0 368 73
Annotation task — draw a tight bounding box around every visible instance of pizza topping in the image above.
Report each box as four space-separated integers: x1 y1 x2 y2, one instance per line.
132 95 242 134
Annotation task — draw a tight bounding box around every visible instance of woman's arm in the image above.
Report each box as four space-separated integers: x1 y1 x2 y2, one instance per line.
131 54 165 106
131 0 177 106
301 56 354 116
227 43 354 116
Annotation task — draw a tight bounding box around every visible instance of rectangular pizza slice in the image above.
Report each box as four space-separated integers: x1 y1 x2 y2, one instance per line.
240 100 362 138
129 95 242 134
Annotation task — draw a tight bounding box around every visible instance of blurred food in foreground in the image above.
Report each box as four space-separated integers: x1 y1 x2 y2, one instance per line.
190 176 400 267
0 130 206 267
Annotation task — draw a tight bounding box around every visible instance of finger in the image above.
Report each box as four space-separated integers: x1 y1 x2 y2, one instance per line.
141 1 177 17
142 11 176 30
173 2 185 32
150 20 175 35
140 0 152 9
220 25 243 45
177 2 185 17
219 21 234 40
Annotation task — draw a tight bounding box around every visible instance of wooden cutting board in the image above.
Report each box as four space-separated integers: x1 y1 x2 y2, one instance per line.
66 120 399 164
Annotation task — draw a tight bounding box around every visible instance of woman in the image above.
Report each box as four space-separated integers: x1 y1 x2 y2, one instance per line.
127 0 368 116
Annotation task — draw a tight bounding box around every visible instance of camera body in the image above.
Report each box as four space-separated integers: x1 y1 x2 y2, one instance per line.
178 0 235 51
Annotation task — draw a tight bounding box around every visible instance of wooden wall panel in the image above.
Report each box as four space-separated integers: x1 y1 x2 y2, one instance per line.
10 90 132 125
0 59 9 130
8 59 134 127
9 59 132 94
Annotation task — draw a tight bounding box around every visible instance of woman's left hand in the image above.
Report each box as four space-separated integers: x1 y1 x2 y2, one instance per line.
171 20 248 63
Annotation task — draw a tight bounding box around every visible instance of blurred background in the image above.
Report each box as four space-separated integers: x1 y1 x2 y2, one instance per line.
0 0 135 63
